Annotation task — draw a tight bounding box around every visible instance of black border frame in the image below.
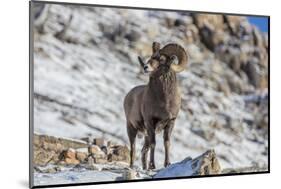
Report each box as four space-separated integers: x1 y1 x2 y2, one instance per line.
29 0 270 188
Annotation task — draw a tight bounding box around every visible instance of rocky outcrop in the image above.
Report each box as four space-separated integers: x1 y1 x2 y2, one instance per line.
34 134 221 177
33 134 87 166
34 146 267 186
33 134 129 166
33 133 267 185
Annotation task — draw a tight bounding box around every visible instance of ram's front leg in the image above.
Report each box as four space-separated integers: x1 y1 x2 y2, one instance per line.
141 136 149 170
163 120 175 167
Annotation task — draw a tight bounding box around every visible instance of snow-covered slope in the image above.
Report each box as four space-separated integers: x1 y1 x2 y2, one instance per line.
32 3 268 170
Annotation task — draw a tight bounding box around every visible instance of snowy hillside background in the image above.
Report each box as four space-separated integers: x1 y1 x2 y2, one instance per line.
32 3 268 170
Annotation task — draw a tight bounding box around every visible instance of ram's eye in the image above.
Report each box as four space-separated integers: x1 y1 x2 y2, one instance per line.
159 55 166 64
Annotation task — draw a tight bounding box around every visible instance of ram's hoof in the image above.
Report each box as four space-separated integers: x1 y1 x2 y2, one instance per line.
164 161 171 167
148 162 156 170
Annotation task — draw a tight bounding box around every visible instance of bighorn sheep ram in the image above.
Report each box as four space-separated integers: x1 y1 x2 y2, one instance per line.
123 42 188 170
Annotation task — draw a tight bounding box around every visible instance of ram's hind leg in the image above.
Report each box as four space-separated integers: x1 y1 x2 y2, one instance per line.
127 122 137 168
141 136 149 170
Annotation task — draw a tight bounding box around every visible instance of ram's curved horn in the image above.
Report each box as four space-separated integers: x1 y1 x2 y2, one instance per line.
159 43 188 73
152 42 161 53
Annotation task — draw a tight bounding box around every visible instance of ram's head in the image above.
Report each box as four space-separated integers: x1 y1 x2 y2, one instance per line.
138 42 188 74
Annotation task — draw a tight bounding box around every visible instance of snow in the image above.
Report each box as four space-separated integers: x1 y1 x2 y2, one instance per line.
34 169 121 186
154 157 194 178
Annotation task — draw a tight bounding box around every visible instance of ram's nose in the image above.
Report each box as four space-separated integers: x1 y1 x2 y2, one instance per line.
144 65 148 72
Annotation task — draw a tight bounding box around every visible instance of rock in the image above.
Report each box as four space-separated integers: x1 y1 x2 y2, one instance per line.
34 134 87 150
242 58 260 88
64 148 76 159
34 165 62 173
193 14 224 30
65 158 80 165
88 145 107 162
100 146 108 155
80 137 92 144
55 143 63 152
185 24 199 43
33 3 50 33
54 15 73 42
108 145 130 163
253 27 264 47
218 79 231 96
76 151 88 162
199 25 215 51
153 150 221 178
88 145 102 155
33 134 90 166
194 150 221 175
225 71 245 94
229 54 242 73
224 15 246 35
99 23 126 42
122 169 138 180
107 141 112 147
94 158 108 164
87 156 95 166
93 138 105 147
33 148 56 166
62 148 81 165
124 29 141 42
174 18 187 27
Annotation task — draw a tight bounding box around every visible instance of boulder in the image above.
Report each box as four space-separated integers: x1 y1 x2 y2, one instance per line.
76 151 88 162
64 148 76 159
154 150 221 178
108 145 130 163
65 158 80 165
88 145 103 155
93 138 105 147
122 169 138 180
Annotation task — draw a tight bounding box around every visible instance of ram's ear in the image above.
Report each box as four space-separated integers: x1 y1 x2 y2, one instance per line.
138 56 145 67
152 42 160 53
